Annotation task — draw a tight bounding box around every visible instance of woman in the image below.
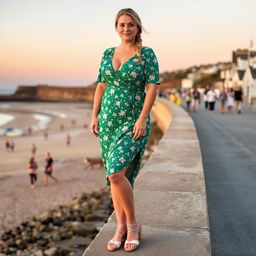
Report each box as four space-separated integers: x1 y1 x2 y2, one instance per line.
192 86 200 112
219 87 227 114
90 8 159 252
185 89 192 111
226 88 234 113
27 157 38 189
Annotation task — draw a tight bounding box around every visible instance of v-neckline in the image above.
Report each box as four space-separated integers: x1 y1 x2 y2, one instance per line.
111 47 137 73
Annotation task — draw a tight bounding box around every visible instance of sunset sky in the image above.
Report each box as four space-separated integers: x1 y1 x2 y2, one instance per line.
0 0 255 89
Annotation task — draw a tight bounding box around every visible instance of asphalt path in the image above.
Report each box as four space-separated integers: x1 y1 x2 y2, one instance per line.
189 102 256 256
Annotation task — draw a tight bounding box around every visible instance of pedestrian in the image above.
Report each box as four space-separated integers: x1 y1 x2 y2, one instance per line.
28 126 32 135
234 86 243 114
10 140 15 152
31 143 36 157
226 88 234 113
192 86 201 112
27 157 38 189
207 86 217 112
204 86 210 109
43 152 58 185
185 89 192 111
5 139 10 152
219 87 227 114
44 131 48 140
89 8 159 252
66 133 71 146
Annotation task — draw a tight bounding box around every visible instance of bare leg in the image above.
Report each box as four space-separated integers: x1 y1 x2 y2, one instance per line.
43 174 48 185
108 169 140 250
49 175 58 183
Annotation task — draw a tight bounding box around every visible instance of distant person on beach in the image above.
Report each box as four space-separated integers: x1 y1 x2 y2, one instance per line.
219 87 227 114
66 133 71 146
10 140 15 152
89 8 159 252
27 157 38 189
31 143 37 156
44 152 58 185
28 126 32 135
5 139 10 152
207 86 217 112
60 124 64 131
234 86 243 114
44 131 48 140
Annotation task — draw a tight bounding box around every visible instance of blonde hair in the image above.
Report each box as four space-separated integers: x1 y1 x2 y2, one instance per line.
115 8 144 64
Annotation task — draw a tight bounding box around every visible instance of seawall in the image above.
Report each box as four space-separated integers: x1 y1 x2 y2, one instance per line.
82 98 211 255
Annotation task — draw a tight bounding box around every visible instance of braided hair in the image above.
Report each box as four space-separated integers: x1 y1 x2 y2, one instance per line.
115 8 144 65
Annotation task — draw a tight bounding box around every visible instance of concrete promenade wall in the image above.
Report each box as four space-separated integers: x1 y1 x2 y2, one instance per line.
83 98 211 256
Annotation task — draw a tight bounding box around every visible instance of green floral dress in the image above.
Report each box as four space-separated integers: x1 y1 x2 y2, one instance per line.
97 46 160 188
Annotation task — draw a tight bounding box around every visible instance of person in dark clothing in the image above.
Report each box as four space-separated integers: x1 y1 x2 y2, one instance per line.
27 157 38 189
44 152 58 185
192 87 201 112
204 86 210 109
234 86 243 114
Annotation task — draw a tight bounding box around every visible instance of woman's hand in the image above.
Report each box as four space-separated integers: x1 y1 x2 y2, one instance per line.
90 116 99 137
133 118 147 139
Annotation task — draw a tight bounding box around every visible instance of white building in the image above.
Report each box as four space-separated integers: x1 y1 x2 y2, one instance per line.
242 66 256 103
181 78 193 89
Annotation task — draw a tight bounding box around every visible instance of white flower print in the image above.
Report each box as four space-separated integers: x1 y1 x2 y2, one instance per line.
103 114 107 119
130 146 136 151
118 146 122 150
131 72 137 78
105 70 111 75
103 135 108 141
110 168 115 174
119 157 125 164
116 101 121 106
135 95 140 100
110 89 115 94
119 110 126 116
122 126 128 132
114 81 119 86
129 64 133 68
107 121 113 127
149 75 155 80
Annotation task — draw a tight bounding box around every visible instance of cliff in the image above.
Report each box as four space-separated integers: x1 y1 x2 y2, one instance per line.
0 84 96 103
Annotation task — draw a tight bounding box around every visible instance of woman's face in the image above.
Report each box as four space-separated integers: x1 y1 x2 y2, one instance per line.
116 15 139 43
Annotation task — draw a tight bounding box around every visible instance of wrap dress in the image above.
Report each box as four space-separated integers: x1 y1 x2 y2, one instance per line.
97 46 160 188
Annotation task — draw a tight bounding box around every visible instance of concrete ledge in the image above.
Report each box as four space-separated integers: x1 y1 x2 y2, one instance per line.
83 99 211 255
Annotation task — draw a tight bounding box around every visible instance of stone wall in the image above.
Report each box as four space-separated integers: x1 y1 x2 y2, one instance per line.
82 98 212 256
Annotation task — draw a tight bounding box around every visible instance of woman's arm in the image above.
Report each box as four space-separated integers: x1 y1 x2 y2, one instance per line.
133 84 158 139
90 82 107 136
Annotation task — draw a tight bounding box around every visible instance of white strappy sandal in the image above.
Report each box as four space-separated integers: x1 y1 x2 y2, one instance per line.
124 222 142 252
107 224 127 251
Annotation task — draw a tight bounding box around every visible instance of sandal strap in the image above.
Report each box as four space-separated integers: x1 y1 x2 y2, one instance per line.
108 240 122 247
125 240 140 245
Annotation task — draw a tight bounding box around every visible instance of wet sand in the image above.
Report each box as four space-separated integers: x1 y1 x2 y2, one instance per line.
0 102 106 234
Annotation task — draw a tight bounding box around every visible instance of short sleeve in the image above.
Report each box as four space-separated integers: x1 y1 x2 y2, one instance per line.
96 49 108 83
143 47 160 85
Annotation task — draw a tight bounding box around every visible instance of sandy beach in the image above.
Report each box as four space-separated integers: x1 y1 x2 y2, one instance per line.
0 102 106 234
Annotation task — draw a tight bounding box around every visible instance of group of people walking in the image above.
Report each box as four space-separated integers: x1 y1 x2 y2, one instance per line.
27 151 58 189
183 86 243 114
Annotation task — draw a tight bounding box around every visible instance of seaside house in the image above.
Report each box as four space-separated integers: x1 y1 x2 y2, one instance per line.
242 66 256 103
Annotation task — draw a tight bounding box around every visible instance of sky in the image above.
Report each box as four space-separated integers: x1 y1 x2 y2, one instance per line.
0 0 256 89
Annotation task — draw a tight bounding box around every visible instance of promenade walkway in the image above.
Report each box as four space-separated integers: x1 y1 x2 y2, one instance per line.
189 103 256 256
83 99 211 256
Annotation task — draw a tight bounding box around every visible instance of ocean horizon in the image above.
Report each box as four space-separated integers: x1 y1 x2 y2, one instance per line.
0 88 16 95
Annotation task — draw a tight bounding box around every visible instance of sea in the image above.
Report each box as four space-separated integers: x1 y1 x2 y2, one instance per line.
0 88 16 95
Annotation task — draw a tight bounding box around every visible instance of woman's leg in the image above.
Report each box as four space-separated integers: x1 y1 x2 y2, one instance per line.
108 169 140 250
